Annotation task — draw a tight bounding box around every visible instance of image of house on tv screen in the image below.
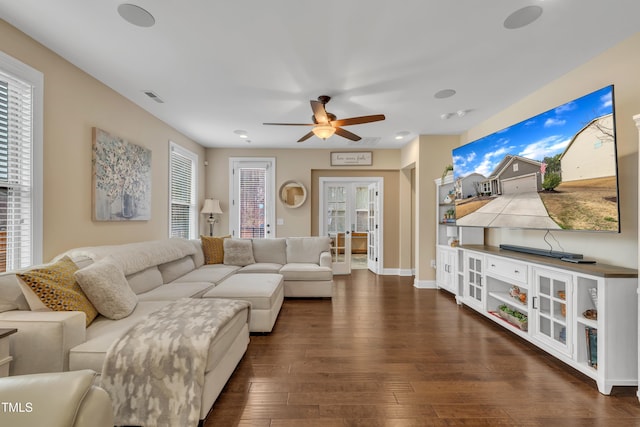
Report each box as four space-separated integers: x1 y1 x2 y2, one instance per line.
452 85 619 232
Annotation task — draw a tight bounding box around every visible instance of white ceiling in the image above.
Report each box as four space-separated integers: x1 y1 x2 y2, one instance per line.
1 1 639 149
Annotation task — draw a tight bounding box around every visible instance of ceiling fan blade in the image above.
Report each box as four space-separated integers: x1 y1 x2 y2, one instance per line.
335 127 361 141
330 114 386 127
297 131 314 142
310 100 329 124
263 122 315 126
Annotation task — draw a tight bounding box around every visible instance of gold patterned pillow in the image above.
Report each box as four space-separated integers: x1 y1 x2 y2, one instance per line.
201 235 230 264
17 256 98 326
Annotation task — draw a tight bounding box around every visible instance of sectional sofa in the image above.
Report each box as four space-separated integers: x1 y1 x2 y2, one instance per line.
0 236 333 425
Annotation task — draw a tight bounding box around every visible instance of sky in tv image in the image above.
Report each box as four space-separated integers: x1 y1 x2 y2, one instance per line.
453 85 613 179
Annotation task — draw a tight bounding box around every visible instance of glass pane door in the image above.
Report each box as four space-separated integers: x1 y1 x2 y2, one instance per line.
324 183 351 274
533 268 571 354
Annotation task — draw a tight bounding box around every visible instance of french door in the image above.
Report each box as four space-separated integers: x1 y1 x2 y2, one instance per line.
319 178 383 275
323 182 351 275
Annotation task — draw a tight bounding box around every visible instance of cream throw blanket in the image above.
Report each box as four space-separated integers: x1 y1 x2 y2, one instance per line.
56 238 197 275
100 298 250 427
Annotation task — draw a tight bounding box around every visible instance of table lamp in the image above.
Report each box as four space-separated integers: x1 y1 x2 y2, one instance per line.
201 199 223 236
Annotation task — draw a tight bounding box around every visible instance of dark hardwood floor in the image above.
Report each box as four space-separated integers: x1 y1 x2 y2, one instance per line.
205 270 640 426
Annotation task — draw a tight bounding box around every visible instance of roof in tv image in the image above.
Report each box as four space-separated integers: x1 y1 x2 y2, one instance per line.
452 85 619 232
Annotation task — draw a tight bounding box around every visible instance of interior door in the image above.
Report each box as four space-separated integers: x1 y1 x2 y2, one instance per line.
367 182 380 273
324 183 351 275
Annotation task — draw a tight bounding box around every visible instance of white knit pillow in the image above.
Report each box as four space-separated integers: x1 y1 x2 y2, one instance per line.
74 260 137 320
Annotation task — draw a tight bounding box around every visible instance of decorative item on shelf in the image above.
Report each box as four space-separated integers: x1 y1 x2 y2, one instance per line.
585 327 598 369
583 309 598 320
443 194 453 204
558 290 566 317
446 226 458 246
509 285 527 304
589 287 598 309
442 208 456 223
497 304 528 331
441 164 453 181
201 199 223 236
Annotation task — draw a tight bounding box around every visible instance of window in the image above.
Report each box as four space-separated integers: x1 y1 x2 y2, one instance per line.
229 158 275 238
0 52 43 271
169 142 198 239
355 185 369 232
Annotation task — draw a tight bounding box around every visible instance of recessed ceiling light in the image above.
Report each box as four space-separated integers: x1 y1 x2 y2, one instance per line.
118 4 156 28
440 113 454 120
234 129 248 138
434 89 457 99
504 5 543 30
395 131 410 140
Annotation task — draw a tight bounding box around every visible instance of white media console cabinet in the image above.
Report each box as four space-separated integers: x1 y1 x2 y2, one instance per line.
444 244 637 395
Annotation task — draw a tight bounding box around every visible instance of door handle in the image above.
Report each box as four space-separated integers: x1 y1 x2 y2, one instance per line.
532 296 537 309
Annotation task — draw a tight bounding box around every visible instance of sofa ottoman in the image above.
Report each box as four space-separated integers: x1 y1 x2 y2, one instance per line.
203 273 284 333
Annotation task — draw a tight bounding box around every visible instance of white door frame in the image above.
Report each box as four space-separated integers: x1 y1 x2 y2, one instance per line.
319 177 384 274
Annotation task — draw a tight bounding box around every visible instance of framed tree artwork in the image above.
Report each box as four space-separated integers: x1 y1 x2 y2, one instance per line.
92 127 152 221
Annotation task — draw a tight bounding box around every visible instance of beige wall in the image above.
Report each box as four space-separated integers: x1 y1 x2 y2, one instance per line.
0 20 205 261
205 148 405 269
463 31 640 269
401 135 460 284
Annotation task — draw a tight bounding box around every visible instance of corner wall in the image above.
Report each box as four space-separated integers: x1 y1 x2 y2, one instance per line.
0 20 205 261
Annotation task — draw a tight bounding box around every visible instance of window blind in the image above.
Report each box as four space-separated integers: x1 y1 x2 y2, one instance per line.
169 144 196 239
0 73 33 272
239 167 265 238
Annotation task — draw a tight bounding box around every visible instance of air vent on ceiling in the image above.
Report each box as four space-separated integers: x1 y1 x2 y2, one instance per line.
143 90 164 103
347 137 380 146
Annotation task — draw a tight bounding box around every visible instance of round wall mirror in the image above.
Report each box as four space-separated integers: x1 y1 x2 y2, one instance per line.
279 181 307 208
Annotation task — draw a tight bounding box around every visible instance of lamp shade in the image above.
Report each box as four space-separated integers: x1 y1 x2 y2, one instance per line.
312 125 336 140
201 199 223 215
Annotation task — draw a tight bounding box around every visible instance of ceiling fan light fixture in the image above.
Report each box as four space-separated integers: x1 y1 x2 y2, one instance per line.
312 125 335 140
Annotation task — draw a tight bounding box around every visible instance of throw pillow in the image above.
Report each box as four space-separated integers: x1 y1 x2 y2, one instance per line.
223 239 255 266
74 260 138 320
16 256 98 326
201 235 230 265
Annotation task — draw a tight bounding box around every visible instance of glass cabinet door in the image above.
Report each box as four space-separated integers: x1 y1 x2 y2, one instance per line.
465 253 483 308
532 267 572 355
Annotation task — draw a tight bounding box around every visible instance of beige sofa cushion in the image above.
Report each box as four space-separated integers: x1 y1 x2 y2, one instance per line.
158 256 196 284
137 282 214 301
223 239 255 266
125 266 163 294
251 238 286 264
69 301 249 376
203 274 283 310
0 272 29 311
190 239 205 268
279 263 333 281
238 263 282 274
74 260 137 320
286 237 331 264
170 264 240 284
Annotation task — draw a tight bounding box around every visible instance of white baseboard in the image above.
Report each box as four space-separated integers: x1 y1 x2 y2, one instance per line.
413 279 437 289
380 268 413 276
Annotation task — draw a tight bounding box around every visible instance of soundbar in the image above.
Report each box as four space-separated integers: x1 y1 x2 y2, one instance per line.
499 244 583 260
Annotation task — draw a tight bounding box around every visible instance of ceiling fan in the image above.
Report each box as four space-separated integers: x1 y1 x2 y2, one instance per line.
263 95 385 142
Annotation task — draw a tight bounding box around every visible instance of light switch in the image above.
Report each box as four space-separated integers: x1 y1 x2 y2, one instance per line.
277 218 284 225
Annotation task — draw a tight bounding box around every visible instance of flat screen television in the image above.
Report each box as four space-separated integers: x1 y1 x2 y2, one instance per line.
452 85 619 232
